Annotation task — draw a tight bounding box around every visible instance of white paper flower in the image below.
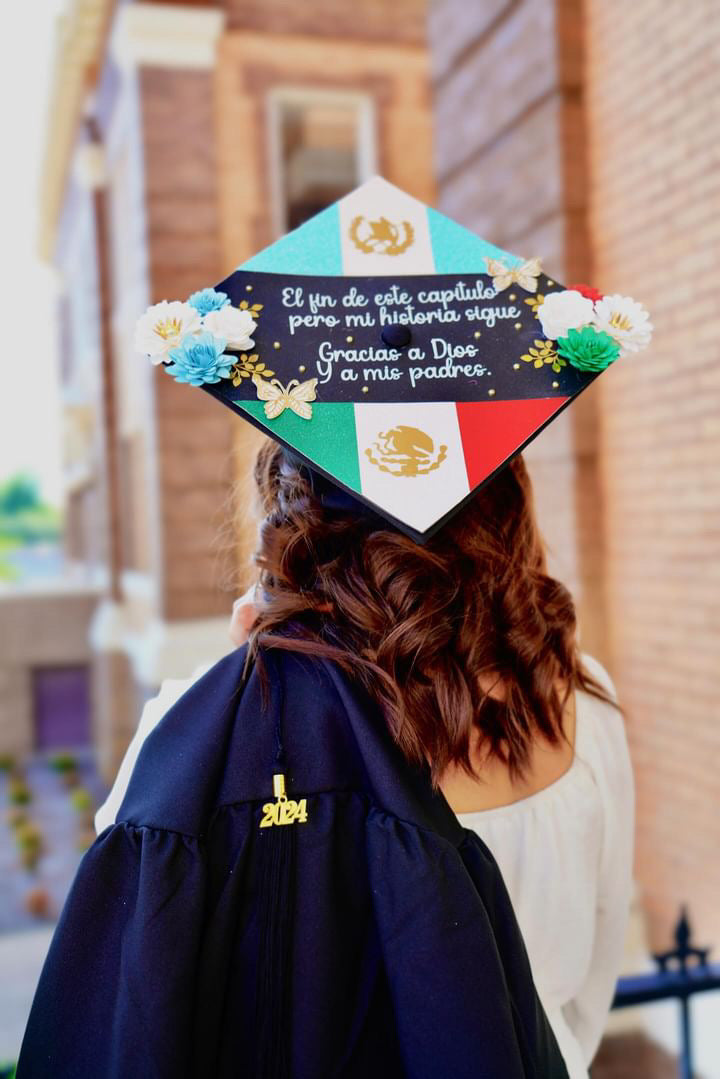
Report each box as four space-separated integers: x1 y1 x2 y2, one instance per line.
591 293 653 355
203 306 257 351
134 301 201 362
536 289 596 341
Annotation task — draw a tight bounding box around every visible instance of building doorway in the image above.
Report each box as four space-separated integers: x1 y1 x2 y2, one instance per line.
32 665 91 750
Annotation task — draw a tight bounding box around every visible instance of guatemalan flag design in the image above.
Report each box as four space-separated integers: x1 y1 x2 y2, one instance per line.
199 177 598 541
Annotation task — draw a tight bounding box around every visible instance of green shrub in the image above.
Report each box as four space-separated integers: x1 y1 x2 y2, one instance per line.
70 787 93 812
8 779 31 805
14 821 42 853
5 806 28 829
48 751 77 773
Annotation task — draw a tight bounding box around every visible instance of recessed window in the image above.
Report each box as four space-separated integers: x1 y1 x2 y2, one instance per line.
269 89 376 234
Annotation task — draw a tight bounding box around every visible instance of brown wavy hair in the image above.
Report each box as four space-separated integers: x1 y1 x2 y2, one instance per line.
245 441 616 791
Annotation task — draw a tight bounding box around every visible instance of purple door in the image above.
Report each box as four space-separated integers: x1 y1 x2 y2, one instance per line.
32 666 91 750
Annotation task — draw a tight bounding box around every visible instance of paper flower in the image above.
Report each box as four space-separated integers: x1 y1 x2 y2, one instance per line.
165 331 234 385
567 283 603 302
187 288 231 316
134 301 201 361
203 306 257 351
556 326 620 372
591 293 653 355
536 289 595 341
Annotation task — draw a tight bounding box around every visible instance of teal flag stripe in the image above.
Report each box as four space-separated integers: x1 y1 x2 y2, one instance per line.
235 400 361 493
238 202 343 276
426 206 522 273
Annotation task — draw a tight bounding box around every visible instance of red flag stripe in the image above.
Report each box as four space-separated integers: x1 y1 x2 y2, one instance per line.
455 398 569 489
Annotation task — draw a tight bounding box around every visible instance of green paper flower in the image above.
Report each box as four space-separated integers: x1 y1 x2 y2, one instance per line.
556 326 620 372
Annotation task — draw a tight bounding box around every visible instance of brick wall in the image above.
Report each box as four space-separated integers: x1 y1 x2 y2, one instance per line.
431 0 720 952
0 591 98 757
222 0 427 44
214 29 435 274
153 0 426 44
428 0 607 660
139 67 239 620
586 0 720 946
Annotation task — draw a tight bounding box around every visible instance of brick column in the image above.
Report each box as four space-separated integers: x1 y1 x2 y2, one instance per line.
586 0 720 951
112 4 241 641
428 0 607 660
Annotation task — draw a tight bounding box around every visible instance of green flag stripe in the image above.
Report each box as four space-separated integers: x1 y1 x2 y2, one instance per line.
235 401 361 493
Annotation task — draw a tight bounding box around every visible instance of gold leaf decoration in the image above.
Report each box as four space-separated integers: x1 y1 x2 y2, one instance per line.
520 338 567 373
524 294 546 315
231 352 274 387
237 301 264 317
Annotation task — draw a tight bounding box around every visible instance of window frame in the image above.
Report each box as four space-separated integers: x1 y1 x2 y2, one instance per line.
266 85 378 238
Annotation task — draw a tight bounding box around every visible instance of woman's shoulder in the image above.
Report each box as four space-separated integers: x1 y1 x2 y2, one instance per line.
575 652 633 796
578 651 618 702
96 643 378 836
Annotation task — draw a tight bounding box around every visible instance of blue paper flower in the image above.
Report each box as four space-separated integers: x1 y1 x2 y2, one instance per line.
187 288 231 315
165 332 234 385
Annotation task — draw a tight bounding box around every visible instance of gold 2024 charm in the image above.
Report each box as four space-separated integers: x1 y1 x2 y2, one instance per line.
259 773 309 828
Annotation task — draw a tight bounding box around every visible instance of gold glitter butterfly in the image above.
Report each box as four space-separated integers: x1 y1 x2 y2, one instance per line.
252 373 318 421
486 256 543 293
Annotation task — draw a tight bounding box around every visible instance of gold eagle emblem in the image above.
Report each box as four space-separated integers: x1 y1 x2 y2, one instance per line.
365 426 447 477
349 215 415 256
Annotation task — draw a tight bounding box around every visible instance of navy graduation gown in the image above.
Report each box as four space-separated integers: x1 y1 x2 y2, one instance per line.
16 640 569 1078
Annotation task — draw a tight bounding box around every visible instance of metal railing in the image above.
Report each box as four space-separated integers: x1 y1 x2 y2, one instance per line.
611 906 720 1079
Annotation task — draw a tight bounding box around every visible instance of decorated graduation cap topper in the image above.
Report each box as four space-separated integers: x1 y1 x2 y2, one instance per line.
134 176 652 543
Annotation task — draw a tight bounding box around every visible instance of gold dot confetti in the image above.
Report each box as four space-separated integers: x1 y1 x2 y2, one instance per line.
547 280 555 287
509 293 516 301
362 386 369 394
299 365 306 373
552 380 559 388
488 388 496 397
513 363 520 370
346 335 354 344
473 331 481 339
245 284 253 292
273 341 281 350
514 322 522 330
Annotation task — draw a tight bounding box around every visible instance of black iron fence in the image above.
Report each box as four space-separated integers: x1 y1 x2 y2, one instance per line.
612 907 720 1079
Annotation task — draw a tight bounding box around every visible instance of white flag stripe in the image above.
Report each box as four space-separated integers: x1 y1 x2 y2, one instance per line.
353 402 470 533
338 176 435 276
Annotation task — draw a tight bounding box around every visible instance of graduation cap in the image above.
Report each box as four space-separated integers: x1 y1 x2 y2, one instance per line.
134 177 652 544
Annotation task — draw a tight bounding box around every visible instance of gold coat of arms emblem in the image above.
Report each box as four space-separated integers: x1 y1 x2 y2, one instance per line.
365 426 447 477
349 215 415 256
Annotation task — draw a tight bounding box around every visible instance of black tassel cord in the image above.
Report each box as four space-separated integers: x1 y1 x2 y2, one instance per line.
252 650 298 1078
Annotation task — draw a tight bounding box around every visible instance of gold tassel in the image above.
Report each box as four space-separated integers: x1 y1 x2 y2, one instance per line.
259 773 309 828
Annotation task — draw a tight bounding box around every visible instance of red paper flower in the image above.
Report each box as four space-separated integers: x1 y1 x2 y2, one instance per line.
568 283 603 302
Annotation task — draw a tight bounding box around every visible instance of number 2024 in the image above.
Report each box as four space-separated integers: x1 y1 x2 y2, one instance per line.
259 798 309 828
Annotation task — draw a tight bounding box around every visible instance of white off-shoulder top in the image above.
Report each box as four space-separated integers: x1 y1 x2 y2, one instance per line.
455 653 635 1077
95 652 634 1079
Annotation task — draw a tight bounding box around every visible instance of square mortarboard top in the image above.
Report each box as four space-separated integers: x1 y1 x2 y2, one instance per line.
133 177 652 544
